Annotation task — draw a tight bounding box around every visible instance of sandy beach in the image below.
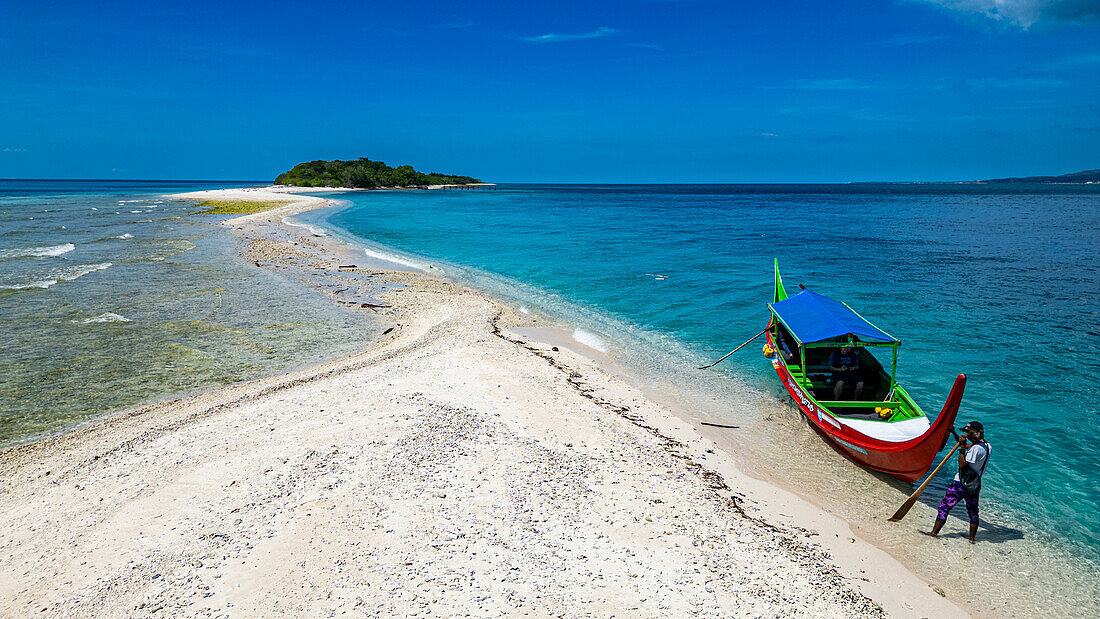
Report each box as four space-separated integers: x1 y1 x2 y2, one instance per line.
0 188 966 617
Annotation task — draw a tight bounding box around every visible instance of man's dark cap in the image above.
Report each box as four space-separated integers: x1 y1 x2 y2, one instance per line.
966 421 984 433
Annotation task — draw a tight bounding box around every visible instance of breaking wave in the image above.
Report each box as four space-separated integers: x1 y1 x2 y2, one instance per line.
77 312 131 323
0 243 75 259
572 328 609 352
281 217 328 236
0 262 112 291
362 247 426 271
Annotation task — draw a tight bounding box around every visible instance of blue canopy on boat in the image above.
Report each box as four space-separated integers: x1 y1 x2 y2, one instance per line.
768 289 898 345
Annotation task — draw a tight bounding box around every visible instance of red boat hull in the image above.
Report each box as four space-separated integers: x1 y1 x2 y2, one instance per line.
766 330 965 482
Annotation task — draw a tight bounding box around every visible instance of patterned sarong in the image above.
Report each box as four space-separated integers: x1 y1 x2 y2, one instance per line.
937 480 979 523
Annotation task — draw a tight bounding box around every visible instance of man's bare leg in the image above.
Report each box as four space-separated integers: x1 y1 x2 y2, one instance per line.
923 518 946 537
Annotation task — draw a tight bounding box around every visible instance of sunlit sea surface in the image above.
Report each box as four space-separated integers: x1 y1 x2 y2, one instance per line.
0 180 378 446
293 183 1099 610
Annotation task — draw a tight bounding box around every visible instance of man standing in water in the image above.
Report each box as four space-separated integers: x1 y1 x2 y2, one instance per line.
925 421 991 543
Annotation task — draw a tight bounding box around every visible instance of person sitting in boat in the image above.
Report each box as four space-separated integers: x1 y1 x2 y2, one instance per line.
775 330 798 362
829 340 864 400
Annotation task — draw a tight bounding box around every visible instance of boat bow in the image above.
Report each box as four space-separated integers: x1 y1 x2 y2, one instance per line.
841 373 967 482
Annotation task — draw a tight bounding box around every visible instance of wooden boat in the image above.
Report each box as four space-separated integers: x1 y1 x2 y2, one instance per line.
765 261 964 482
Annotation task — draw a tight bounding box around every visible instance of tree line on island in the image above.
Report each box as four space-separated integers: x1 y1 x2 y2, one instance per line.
274 158 481 188
981 169 1099 184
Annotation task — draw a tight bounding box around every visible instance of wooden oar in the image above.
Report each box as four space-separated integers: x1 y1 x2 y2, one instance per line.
698 329 768 369
888 439 963 521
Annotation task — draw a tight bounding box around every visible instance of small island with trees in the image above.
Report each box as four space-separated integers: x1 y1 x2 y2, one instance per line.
274 158 482 189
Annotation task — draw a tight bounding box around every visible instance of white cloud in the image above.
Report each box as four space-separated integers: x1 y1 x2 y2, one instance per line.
973 76 1070 87
917 0 1100 28
797 79 877 90
760 79 878 91
874 33 948 46
523 27 618 43
2 147 27 152
439 18 474 29
1058 52 1100 65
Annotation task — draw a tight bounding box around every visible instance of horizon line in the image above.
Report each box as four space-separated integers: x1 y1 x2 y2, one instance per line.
0 178 269 183
2 178 1093 185
1 178 989 185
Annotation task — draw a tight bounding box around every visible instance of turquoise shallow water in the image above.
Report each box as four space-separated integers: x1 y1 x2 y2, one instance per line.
298 183 1100 566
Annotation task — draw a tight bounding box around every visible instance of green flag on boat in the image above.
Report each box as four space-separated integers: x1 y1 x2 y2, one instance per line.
773 259 788 303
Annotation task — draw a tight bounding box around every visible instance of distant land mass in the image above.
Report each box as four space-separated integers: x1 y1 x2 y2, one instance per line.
275 158 480 188
980 169 1100 184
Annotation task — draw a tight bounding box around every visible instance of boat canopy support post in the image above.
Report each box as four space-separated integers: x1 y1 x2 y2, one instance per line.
890 347 898 395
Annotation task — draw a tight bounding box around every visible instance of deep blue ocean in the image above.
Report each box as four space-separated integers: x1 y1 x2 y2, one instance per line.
298 183 1100 565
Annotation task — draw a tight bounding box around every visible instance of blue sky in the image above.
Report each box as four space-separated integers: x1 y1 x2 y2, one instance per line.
1 0 1098 182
